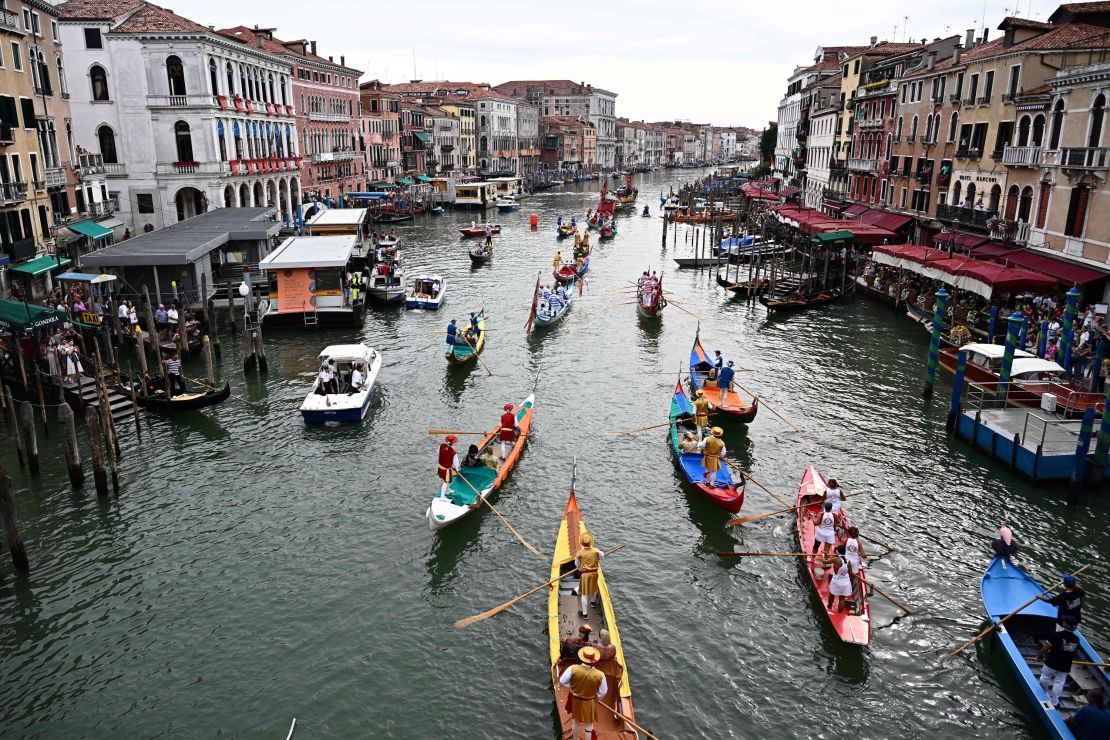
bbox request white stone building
[57,0,303,233]
[493,80,618,168]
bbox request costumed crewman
[437,435,459,496]
[558,645,607,740]
[693,389,712,440]
[575,532,604,618]
[498,402,517,460]
[467,311,481,343]
[553,251,562,270]
[718,360,736,405]
[697,427,726,487]
[1037,616,1081,709]
[445,319,459,355]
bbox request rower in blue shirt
[709,349,724,384]
[445,319,458,350]
[1069,690,1110,740]
[717,360,736,405]
[468,311,481,336]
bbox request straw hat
[580,532,595,547]
[711,427,723,437]
[578,646,601,664]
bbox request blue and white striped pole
[1037,319,1049,358]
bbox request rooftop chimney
[982,27,989,42]
[340,55,345,66]
[966,28,975,49]
[310,40,317,56]
[328,55,333,62]
[953,46,962,64]
[870,35,878,45]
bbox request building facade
[358,80,400,185]
[58,0,302,233]
[493,80,618,168]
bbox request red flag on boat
[524,272,541,336]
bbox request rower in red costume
[438,435,459,495]
[499,403,517,460]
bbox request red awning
[953,262,1057,295]
[870,211,914,231]
[934,233,989,249]
[843,204,870,217]
[973,245,1107,286]
[779,186,800,197]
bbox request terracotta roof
[217,26,361,73]
[998,16,1055,31]
[1053,2,1110,14]
[1019,22,1110,50]
[843,41,926,60]
[383,81,521,104]
[805,59,842,72]
[495,80,613,97]
[56,0,142,21]
[112,3,209,34]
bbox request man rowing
[697,427,726,487]
[717,360,736,405]
[1036,616,1081,709]
[575,532,603,618]
[437,435,459,495]
[445,319,459,355]
[498,403,517,460]
[1038,573,1085,631]
[558,645,607,740]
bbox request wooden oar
[427,429,497,436]
[943,564,1091,660]
[453,544,626,628]
[668,301,704,321]
[453,471,544,559]
[597,699,660,740]
[434,330,499,334]
[717,551,813,557]
[859,531,896,553]
[1075,661,1110,668]
[457,329,493,377]
[723,461,789,507]
[728,489,876,526]
[854,573,914,615]
[734,382,804,434]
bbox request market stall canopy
[871,245,1058,298]
[932,232,990,249]
[68,220,113,241]
[56,271,117,284]
[0,299,68,332]
[860,209,913,232]
[415,175,432,183]
[8,255,71,276]
[971,245,1106,286]
[395,178,414,186]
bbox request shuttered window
[1064,185,1089,237]
[19,97,36,128]
[1035,182,1050,229]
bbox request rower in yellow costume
[693,388,712,440]
[574,229,582,247]
[575,532,604,618]
[553,251,562,269]
[698,427,726,487]
[558,645,607,740]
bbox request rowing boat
[136,380,231,412]
[468,244,492,264]
[534,282,574,328]
[445,311,485,365]
[795,466,871,645]
[981,555,1110,739]
[425,394,534,529]
[688,328,758,422]
[636,275,664,319]
[558,224,575,239]
[549,488,638,739]
[667,382,744,512]
[459,224,501,237]
[760,286,848,312]
[554,257,588,285]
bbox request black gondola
[468,245,492,264]
[759,286,848,312]
[139,381,231,411]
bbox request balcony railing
[311,150,357,163]
[45,167,66,188]
[847,157,879,173]
[936,203,997,229]
[949,93,963,103]
[0,124,12,145]
[147,94,213,108]
[104,163,126,177]
[857,118,884,130]
[1002,146,1042,167]
[1058,147,1109,170]
[0,181,29,204]
[3,237,35,262]
[308,111,351,122]
[154,161,228,176]
[81,201,115,218]
[963,97,976,107]
[821,186,846,201]
[76,153,105,175]
[977,95,992,106]
[990,220,1031,244]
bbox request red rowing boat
[795,466,871,645]
[459,224,502,237]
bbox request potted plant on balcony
[986,216,1019,241]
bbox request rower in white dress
[844,526,864,575]
[827,553,854,613]
[810,501,837,558]
[824,478,844,516]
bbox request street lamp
[238,281,250,298]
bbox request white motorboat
[300,344,382,424]
[405,275,447,310]
[366,256,406,303]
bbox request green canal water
[1,171,1108,739]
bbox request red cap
[503,403,514,411]
[445,435,458,444]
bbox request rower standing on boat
[811,501,837,558]
[1036,616,1081,708]
[717,360,736,405]
[827,549,853,613]
[824,478,844,516]
[498,403,517,460]
[166,351,186,396]
[558,645,607,740]
[693,389,711,439]
[553,251,562,270]
[844,526,864,574]
[437,435,460,495]
[697,427,726,487]
[1038,573,1085,630]
[445,319,459,355]
[992,519,1020,558]
[575,532,603,618]
[710,349,724,384]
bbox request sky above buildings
[184,0,1062,128]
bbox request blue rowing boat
[667,382,743,512]
[981,556,1110,739]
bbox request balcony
[0,181,29,205]
[847,157,879,173]
[821,187,846,201]
[1057,147,1109,170]
[80,200,117,218]
[1002,146,1042,167]
[45,167,66,188]
[311,150,357,163]
[931,94,945,105]
[859,79,896,98]
[147,94,214,109]
[104,163,126,177]
[154,161,229,176]
[857,118,884,130]
[989,219,1031,244]
[949,93,963,103]
[308,111,351,122]
[936,203,997,230]
[963,97,976,107]
[0,9,20,34]
[76,153,105,175]
[3,238,35,263]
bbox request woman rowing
[810,501,837,559]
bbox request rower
[709,349,724,385]
[718,360,736,405]
[1036,616,1080,709]
[437,435,460,496]
[575,531,604,618]
[1038,573,1085,631]
[810,501,837,559]
[637,271,649,288]
[992,520,1020,559]
[445,319,459,353]
[166,351,186,396]
[581,230,589,247]
[553,251,562,270]
[574,229,581,247]
[826,550,853,613]
[498,403,517,460]
[642,205,650,217]
[697,427,726,487]
[468,311,481,337]
[1068,690,1110,739]
[844,526,864,575]
[558,645,607,740]
[824,478,844,516]
[692,389,711,440]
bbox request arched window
[97,125,117,163]
[989,184,1001,214]
[910,115,919,139]
[90,64,109,101]
[1032,114,1045,146]
[268,73,275,103]
[966,182,977,208]
[952,180,962,207]
[1004,184,1020,219]
[1017,115,1031,147]
[239,65,247,99]
[226,62,235,95]
[166,55,186,96]
[209,58,218,94]
[948,112,959,142]
[896,116,903,138]
[1088,94,1105,148]
[56,55,69,97]
[174,121,194,162]
[1018,185,1034,222]
[279,76,287,106]
[1049,100,1065,149]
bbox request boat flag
[524,272,541,337]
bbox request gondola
[533,281,574,328]
[688,328,758,422]
[557,224,575,239]
[600,221,617,239]
[136,380,231,412]
[468,244,492,264]
[715,274,770,295]
[635,275,664,319]
[445,311,486,365]
[667,382,744,512]
[549,487,638,740]
[553,257,588,285]
[425,394,534,529]
[981,554,1110,739]
[759,286,847,312]
[795,466,871,645]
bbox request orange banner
[277,268,316,314]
